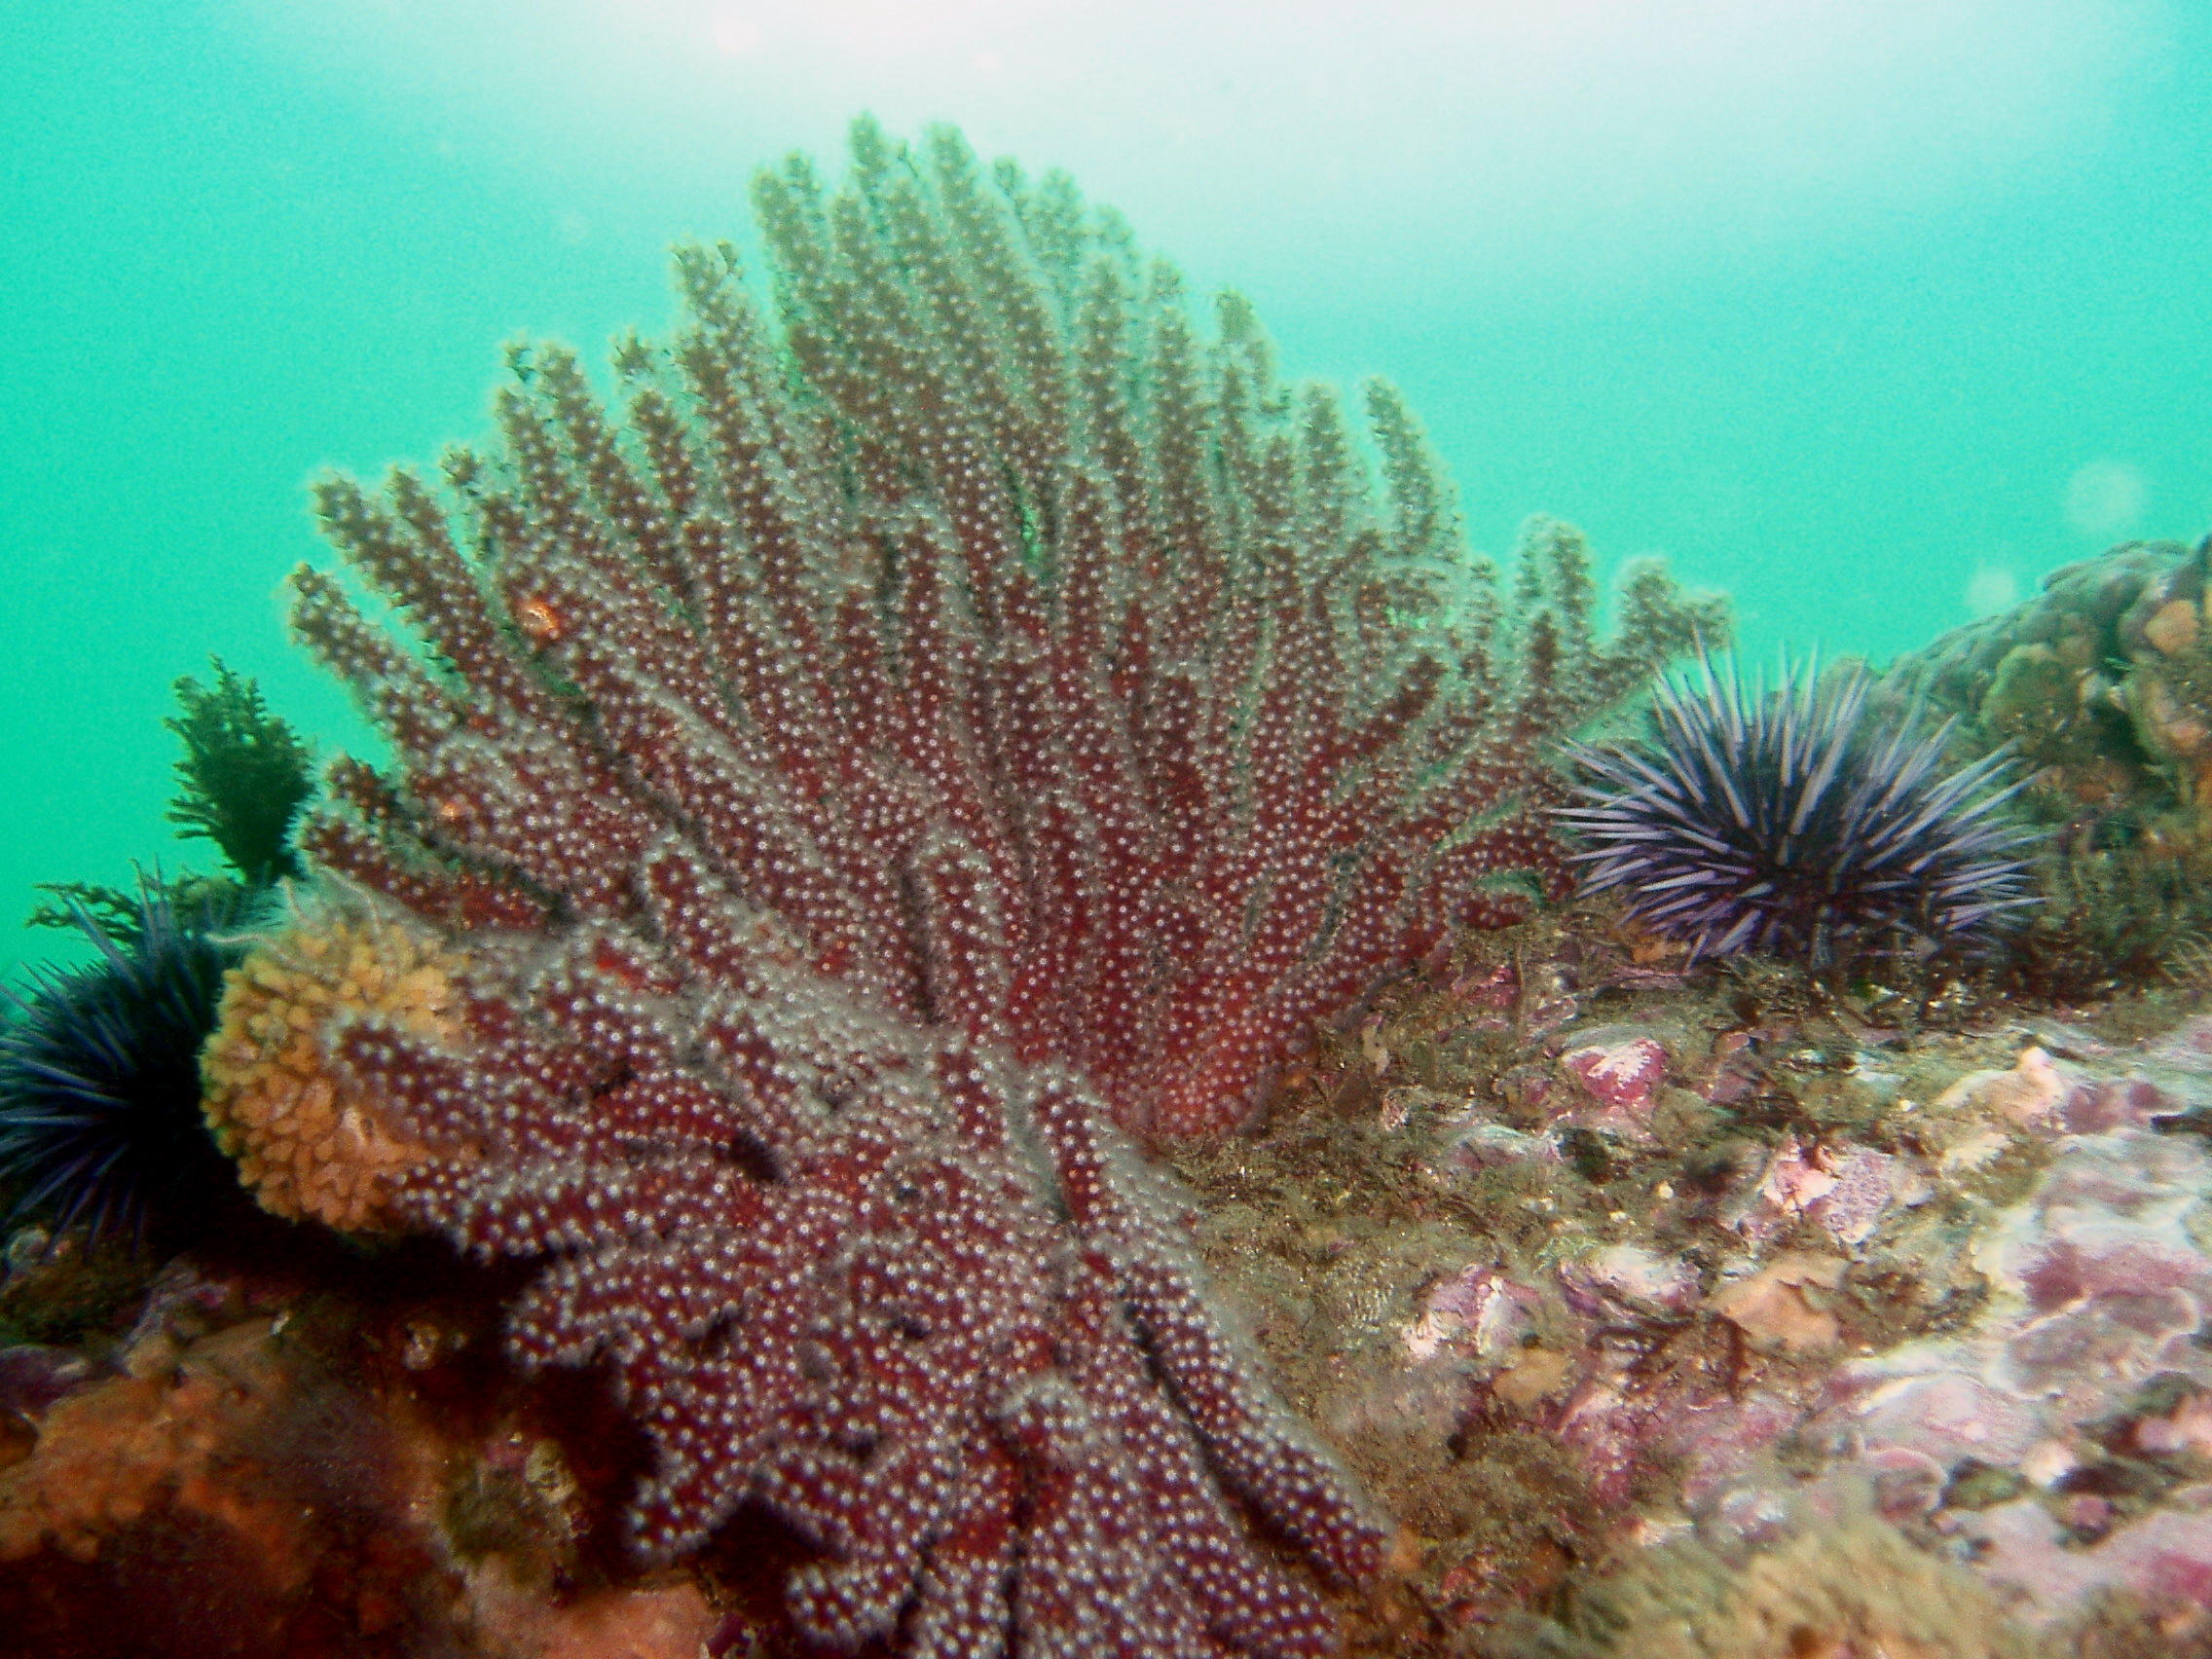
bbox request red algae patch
[0,1268,743,1657]
[0,1317,296,1567]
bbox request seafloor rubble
[1175,904,2212,1657]
[12,900,2212,1655]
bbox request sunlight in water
[234,0,2163,282]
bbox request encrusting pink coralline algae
[1198,910,2212,1652]
[195,119,1718,1655]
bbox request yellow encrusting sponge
[200,902,461,1233]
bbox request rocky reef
[1881,535,2212,830]
[21,892,2212,1654]
[1878,534,2212,999]
[8,102,2212,1654]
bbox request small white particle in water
[1965,565,2019,617]
[2064,460,2148,538]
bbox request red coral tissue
[271,119,1715,1654]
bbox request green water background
[4,0,2208,977]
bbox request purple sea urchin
[0,887,244,1247]
[1558,656,2036,966]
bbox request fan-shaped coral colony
[12,116,2205,1655]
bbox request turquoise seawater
[3,1,2208,979]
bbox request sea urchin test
[1559,655,2033,967]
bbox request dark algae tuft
[163,657,314,889]
[27,661,313,940]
